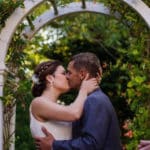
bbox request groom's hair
[70,52,102,77]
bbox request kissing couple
[30,52,122,150]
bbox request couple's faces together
[47,61,83,93]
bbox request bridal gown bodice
[30,108,72,140]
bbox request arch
[0,0,44,70]
[0,0,150,64]
[0,0,149,150]
[22,2,120,40]
[0,1,45,149]
[122,0,150,27]
[22,1,150,40]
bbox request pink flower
[122,122,129,130]
[124,130,133,138]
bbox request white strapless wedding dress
[30,108,72,140]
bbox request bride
[30,60,98,140]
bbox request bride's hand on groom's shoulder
[34,127,55,150]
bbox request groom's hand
[34,127,55,150]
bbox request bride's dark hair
[32,60,61,97]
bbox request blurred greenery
[0,0,150,149]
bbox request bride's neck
[41,88,60,102]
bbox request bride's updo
[31,60,61,97]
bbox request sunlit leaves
[0,0,24,30]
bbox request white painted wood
[122,0,150,28]
[0,1,45,150]
[22,2,118,39]
[22,1,150,40]
[0,0,44,69]
[0,1,149,150]
[0,67,5,150]
[0,100,3,150]
[9,105,16,150]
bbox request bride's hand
[80,74,99,95]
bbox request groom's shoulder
[86,88,112,106]
[85,90,113,112]
[88,88,108,100]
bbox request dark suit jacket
[53,89,122,150]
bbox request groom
[35,52,122,150]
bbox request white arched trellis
[0,0,150,149]
[22,2,120,40]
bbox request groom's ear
[79,69,88,81]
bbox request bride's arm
[31,78,98,122]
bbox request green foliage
[0,0,24,30]
[15,80,35,150]
[40,10,149,150]
[0,0,149,150]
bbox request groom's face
[66,61,82,90]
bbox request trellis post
[0,63,6,150]
[0,1,45,150]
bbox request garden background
[0,0,150,150]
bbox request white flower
[15,77,20,83]
[32,74,40,84]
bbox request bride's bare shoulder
[31,97,42,104]
[31,97,45,109]
[31,97,54,109]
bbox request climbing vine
[0,0,24,30]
